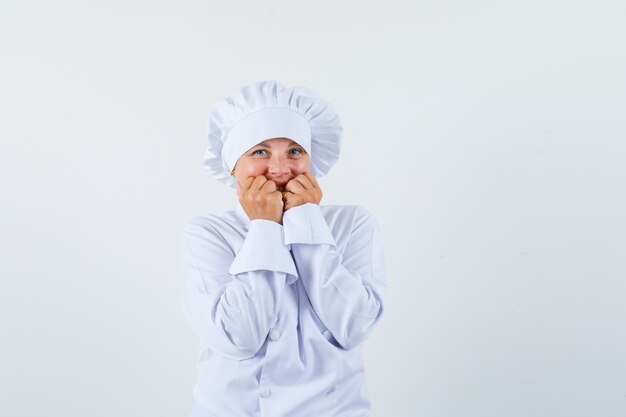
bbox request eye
[289,148,304,156]
[251,149,267,156]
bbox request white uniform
[180,202,387,417]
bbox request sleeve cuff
[228,219,298,280]
[282,203,336,246]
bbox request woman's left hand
[282,172,323,211]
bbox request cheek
[235,159,267,182]
[241,161,266,176]
[292,158,311,174]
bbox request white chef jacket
[179,202,387,417]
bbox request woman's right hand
[237,175,284,224]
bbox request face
[233,137,311,191]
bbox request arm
[283,203,387,350]
[179,218,296,360]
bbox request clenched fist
[237,175,284,224]
[282,172,323,211]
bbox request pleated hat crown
[203,80,343,187]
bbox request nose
[267,153,290,177]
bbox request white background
[1,1,625,416]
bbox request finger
[239,176,255,193]
[274,190,286,201]
[285,179,305,194]
[294,173,313,189]
[260,179,277,193]
[273,190,286,208]
[251,175,268,190]
[283,195,291,211]
[303,172,319,189]
[284,194,302,211]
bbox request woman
[180,80,387,417]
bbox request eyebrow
[254,139,300,148]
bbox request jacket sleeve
[179,218,297,360]
[283,203,387,350]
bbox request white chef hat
[202,80,343,187]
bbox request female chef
[179,80,387,417]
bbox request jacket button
[269,329,281,341]
[323,330,332,340]
[259,388,272,398]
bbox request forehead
[255,137,300,147]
